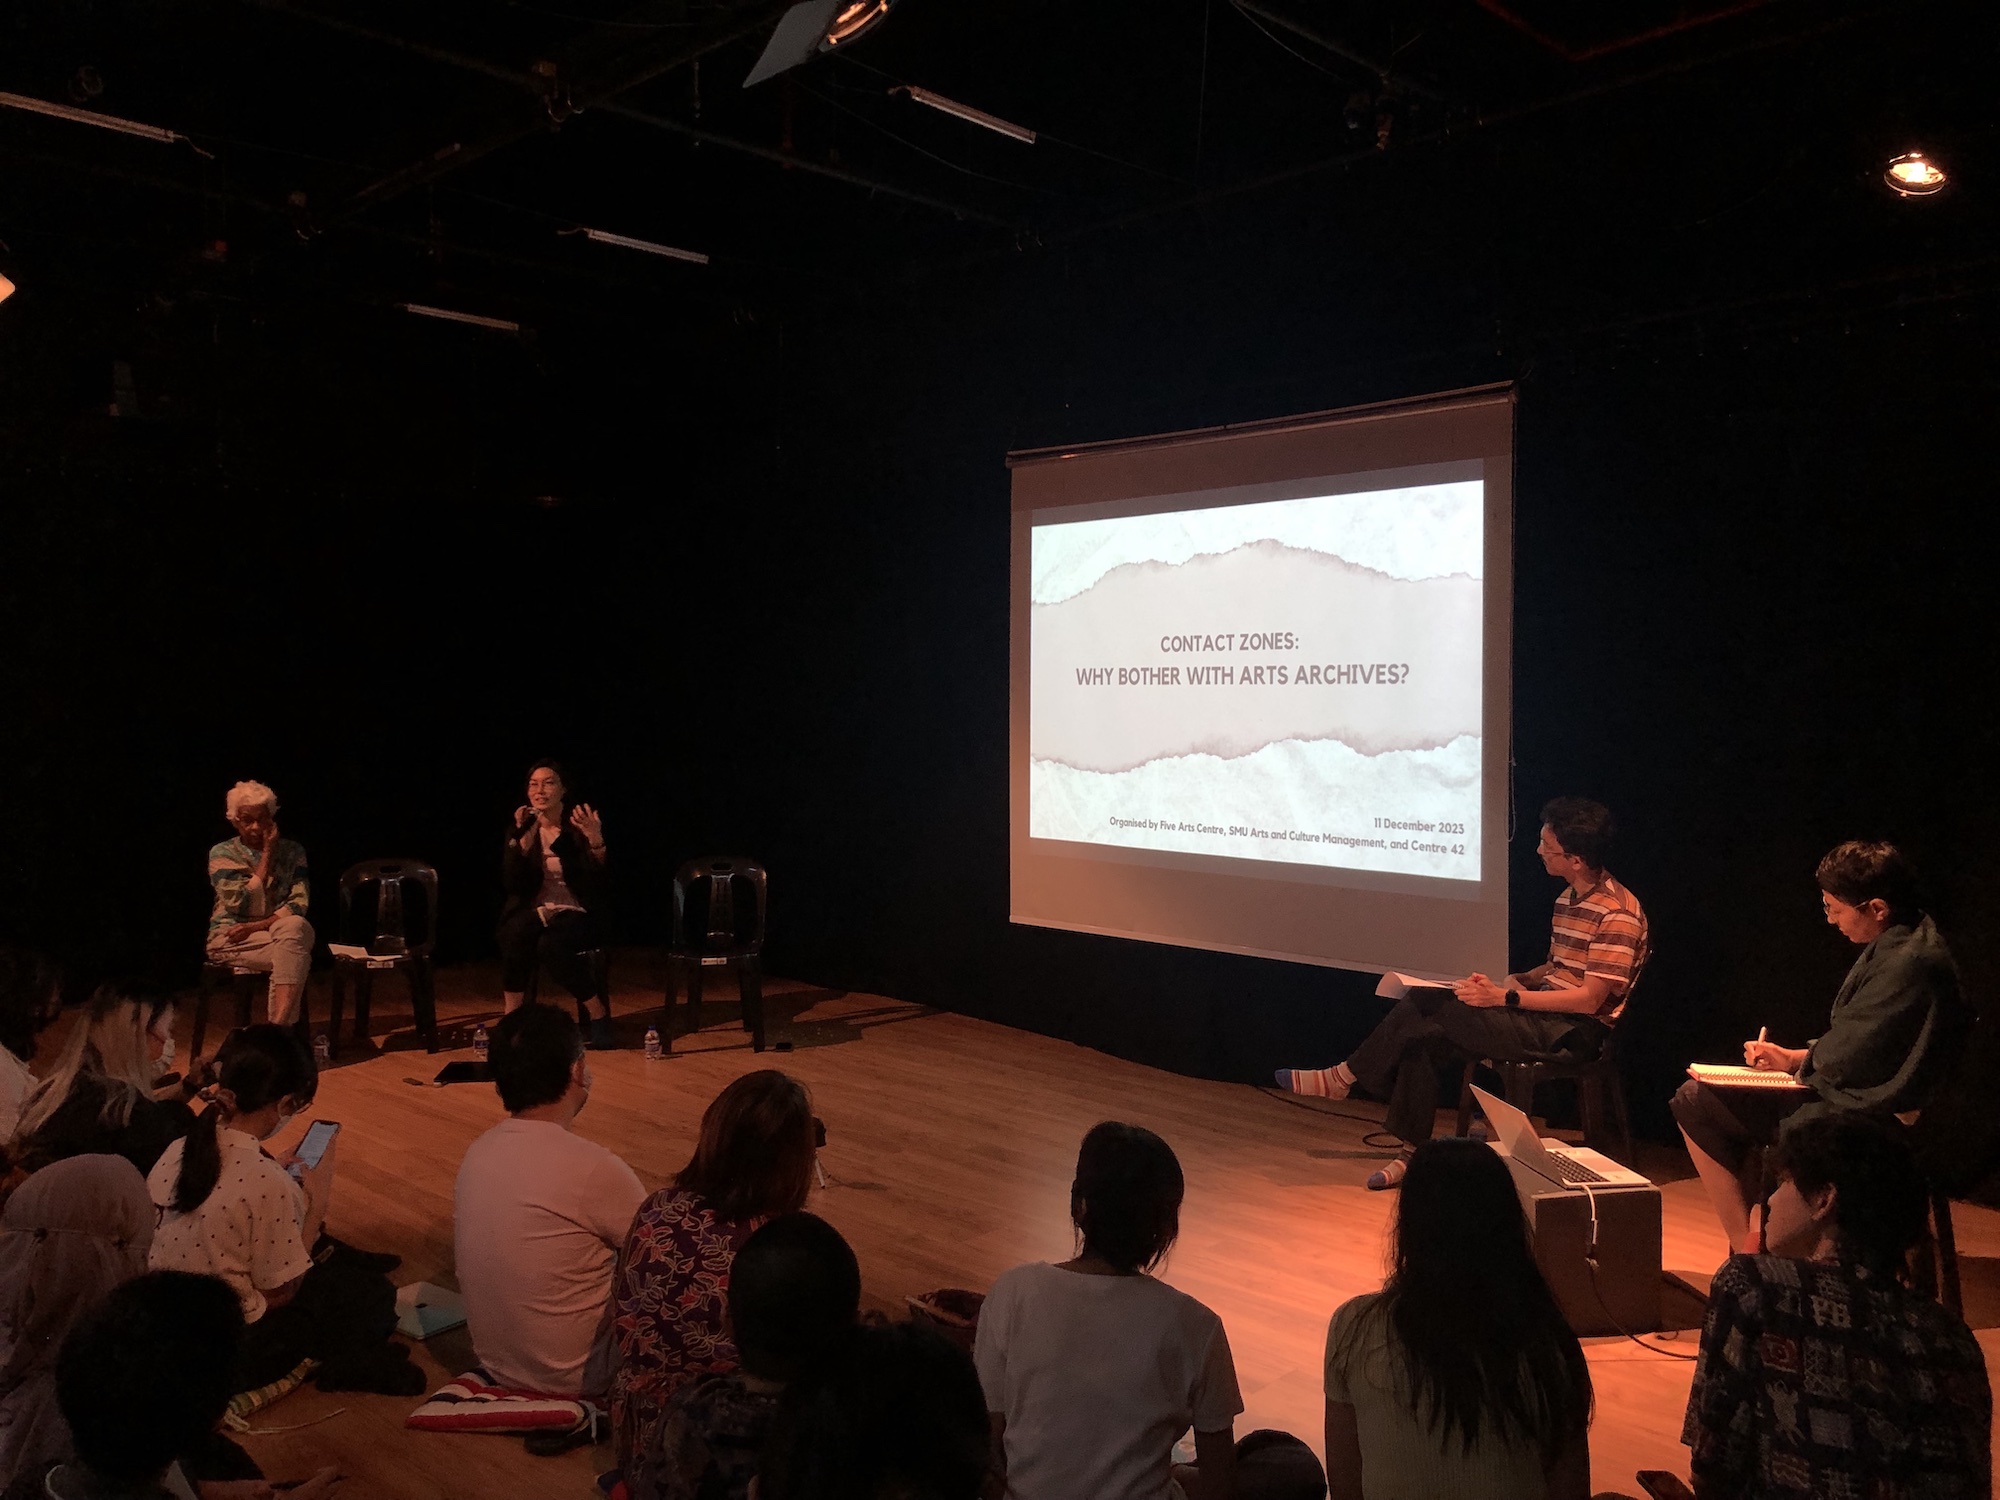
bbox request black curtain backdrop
[4,41,1997,1143]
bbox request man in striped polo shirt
[1276,797,1648,1190]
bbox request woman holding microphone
[499,760,615,1048]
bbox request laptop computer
[1471,1084,1650,1190]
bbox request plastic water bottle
[643,1026,663,1060]
[312,1033,331,1067]
[472,1024,489,1062]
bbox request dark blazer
[1797,915,1970,1116]
[501,817,610,922]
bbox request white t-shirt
[974,1262,1243,1500]
[453,1117,646,1397]
[0,1045,34,1142]
[147,1127,315,1323]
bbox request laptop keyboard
[1543,1152,1608,1185]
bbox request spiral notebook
[1686,1063,1809,1091]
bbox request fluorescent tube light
[0,90,201,150]
[398,302,521,334]
[575,227,710,265]
[895,86,1035,144]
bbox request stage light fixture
[398,302,521,334]
[744,0,898,87]
[0,89,206,153]
[568,227,710,264]
[0,273,14,306]
[1884,151,1948,197]
[893,86,1036,144]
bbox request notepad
[1686,1063,1809,1091]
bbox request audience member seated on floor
[1279,797,1647,1191]
[1671,839,1971,1251]
[1682,1113,1991,1500]
[149,1025,420,1397]
[611,1069,818,1465]
[499,759,613,1047]
[42,1270,339,1500]
[974,1121,1244,1500]
[455,1002,645,1399]
[9,983,195,1177]
[205,782,313,1031]
[1324,1137,1591,1500]
[627,1211,861,1500]
[0,1156,154,1491]
[0,949,60,1144]
[758,1321,990,1500]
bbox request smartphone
[294,1119,341,1169]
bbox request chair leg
[687,963,705,1037]
[191,971,216,1063]
[1504,1063,1537,1120]
[741,956,764,1054]
[355,970,375,1047]
[412,960,439,1054]
[1454,1061,1480,1137]
[235,975,258,1031]
[1605,1074,1635,1166]
[1933,1190,1962,1314]
[328,966,347,1055]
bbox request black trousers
[1347,989,1609,1147]
[238,1252,397,1391]
[498,906,603,1004]
[1669,1078,1817,1204]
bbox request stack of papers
[1685,1063,1808,1091]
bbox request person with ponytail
[145,1026,420,1396]
[973,1121,1243,1500]
[1322,1137,1591,1500]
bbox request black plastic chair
[191,961,261,1060]
[1453,959,1649,1165]
[523,946,612,1025]
[666,856,768,1052]
[327,859,440,1053]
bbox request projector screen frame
[1007,383,1515,980]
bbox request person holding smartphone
[146,1026,421,1396]
[499,759,614,1049]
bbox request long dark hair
[674,1070,816,1222]
[1071,1121,1184,1273]
[172,1025,317,1214]
[1378,1138,1591,1460]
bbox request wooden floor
[159,958,2000,1500]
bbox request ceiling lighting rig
[744,0,898,87]
[892,86,1036,144]
[398,302,522,334]
[0,89,210,155]
[562,227,710,264]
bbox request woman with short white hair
[206,780,313,1028]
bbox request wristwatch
[1504,988,1521,1007]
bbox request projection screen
[1008,385,1513,978]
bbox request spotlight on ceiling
[1884,151,1948,198]
[0,273,15,306]
[893,86,1036,144]
[398,302,521,334]
[744,0,897,88]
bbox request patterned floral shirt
[609,1187,762,1464]
[205,837,309,941]
[1683,1253,1991,1499]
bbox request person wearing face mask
[1672,840,1971,1252]
[146,1025,421,1396]
[1681,1113,1990,1499]
[206,783,313,1030]
[452,1003,646,1400]
[499,760,613,1048]
[9,983,194,1177]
